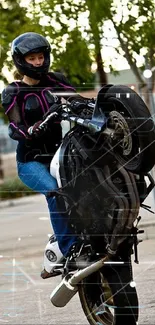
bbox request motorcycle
[35,84,155,325]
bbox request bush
[0,176,37,200]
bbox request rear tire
[78,257,138,325]
[79,272,113,325]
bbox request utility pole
[143,66,155,120]
[143,66,155,209]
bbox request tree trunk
[112,20,155,114]
[87,2,108,87]
[96,50,108,86]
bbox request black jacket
[1,72,80,162]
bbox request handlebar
[38,101,95,129]
[37,100,97,133]
[38,111,59,129]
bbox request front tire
[101,85,155,173]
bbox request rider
[1,32,90,277]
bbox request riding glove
[28,120,47,137]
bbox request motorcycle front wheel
[99,85,155,174]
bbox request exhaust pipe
[50,255,109,307]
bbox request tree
[0,0,43,83]
[39,0,108,86]
[0,0,27,83]
[106,0,155,108]
[39,0,155,109]
[0,0,43,121]
[51,28,94,90]
[1,0,154,115]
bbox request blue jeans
[17,161,77,256]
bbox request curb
[0,194,42,209]
[138,221,155,240]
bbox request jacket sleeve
[1,83,29,141]
[48,72,88,102]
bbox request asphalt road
[0,194,155,325]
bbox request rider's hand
[27,120,47,138]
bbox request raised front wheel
[102,85,155,173]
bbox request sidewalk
[0,193,41,209]
[0,189,155,240]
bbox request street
[0,194,155,325]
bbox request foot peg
[41,268,62,279]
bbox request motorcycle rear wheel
[78,272,114,325]
[78,260,139,325]
[101,85,155,173]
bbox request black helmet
[11,32,51,79]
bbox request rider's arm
[49,72,91,104]
[57,73,95,109]
[1,83,30,140]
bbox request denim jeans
[17,161,77,256]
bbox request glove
[27,120,47,138]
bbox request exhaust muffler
[50,255,109,307]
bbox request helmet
[11,32,51,79]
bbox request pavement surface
[1,174,155,242]
[0,238,155,325]
[0,187,155,324]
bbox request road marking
[104,261,124,264]
[38,217,48,220]
[16,264,36,285]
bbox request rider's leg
[17,161,77,256]
[46,195,76,256]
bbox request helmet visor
[12,32,50,55]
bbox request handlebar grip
[39,112,59,128]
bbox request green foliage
[39,0,155,88]
[0,1,28,79]
[0,176,36,200]
[1,0,155,81]
[0,0,155,121]
[111,0,155,77]
[0,0,44,81]
[0,0,44,121]
[52,28,94,89]
[39,0,109,84]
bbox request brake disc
[109,111,132,155]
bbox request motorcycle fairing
[50,129,140,254]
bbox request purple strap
[41,87,54,110]
[47,75,76,91]
[9,122,27,138]
[5,96,17,115]
[5,82,20,115]
[23,93,46,114]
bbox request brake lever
[38,112,59,129]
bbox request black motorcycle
[37,84,155,325]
